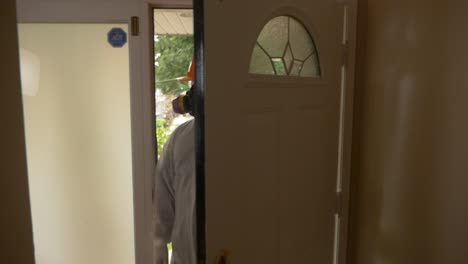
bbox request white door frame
[16,1,156,263]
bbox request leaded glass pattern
[249,16,321,77]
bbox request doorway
[153,8,195,262]
[153,8,194,157]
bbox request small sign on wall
[107,28,127,48]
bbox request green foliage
[155,35,194,95]
[156,118,169,157]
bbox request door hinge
[131,16,139,36]
[335,192,343,216]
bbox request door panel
[19,23,135,264]
[16,1,155,264]
[204,0,351,263]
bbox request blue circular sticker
[107,28,127,48]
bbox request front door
[200,0,356,263]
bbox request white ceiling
[154,9,193,35]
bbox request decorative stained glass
[289,18,315,61]
[249,44,275,75]
[257,16,289,58]
[249,16,320,77]
[290,60,303,76]
[283,44,293,73]
[272,58,287,75]
[302,54,320,77]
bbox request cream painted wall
[350,1,468,263]
[0,1,35,263]
[19,24,135,264]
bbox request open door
[198,0,357,263]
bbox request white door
[16,1,155,263]
[201,0,356,263]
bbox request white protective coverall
[153,120,196,264]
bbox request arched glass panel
[250,44,275,75]
[249,16,320,77]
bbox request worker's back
[154,119,196,264]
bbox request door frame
[16,1,156,263]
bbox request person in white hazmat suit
[153,60,197,264]
[153,119,195,264]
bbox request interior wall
[0,0,35,263]
[19,24,135,264]
[350,1,468,263]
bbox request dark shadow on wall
[0,0,35,263]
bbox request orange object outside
[177,57,194,82]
